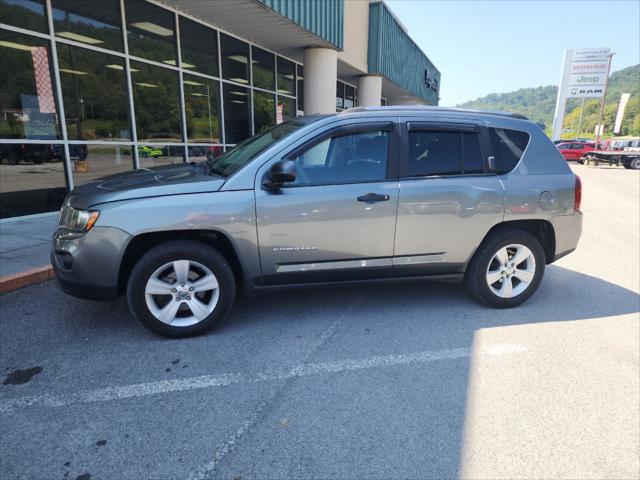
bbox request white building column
[303,48,337,115]
[357,75,382,107]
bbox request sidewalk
[0,213,58,291]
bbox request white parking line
[0,343,527,414]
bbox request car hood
[68,163,226,209]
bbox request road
[1,164,638,480]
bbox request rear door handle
[357,192,390,203]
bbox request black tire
[630,158,640,170]
[465,228,546,308]
[127,240,236,337]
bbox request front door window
[291,130,389,185]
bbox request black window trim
[406,122,478,133]
[272,120,399,188]
[399,121,491,179]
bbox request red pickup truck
[556,141,596,161]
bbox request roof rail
[344,106,529,120]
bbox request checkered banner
[31,47,56,114]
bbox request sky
[387,0,640,106]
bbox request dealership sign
[565,48,610,99]
[551,47,611,139]
[424,70,439,93]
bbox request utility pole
[595,52,615,148]
[576,98,585,139]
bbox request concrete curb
[0,265,54,295]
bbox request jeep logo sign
[424,70,439,93]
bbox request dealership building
[0,0,440,218]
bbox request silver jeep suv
[52,107,582,337]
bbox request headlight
[59,202,100,234]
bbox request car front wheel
[127,240,236,337]
[465,229,545,308]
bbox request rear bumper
[51,226,131,302]
[550,212,583,263]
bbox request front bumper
[51,226,131,301]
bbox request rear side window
[406,130,484,177]
[488,127,530,174]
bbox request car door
[255,120,400,284]
[392,119,505,275]
[572,143,585,160]
[557,143,570,160]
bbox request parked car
[0,144,56,164]
[51,144,88,160]
[52,107,582,337]
[138,145,163,158]
[556,141,596,161]
[610,138,640,151]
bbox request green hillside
[457,64,640,138]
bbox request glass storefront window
[57,44,130,141]
[336,80,344,110]
[71,144,133,185]
[0,30,61,140]
[222,83,250,144]
[52,0,123,52]
[251,47,274,91]
[0,0,47,33]
[187,144,222,162]
[130,61,181,142]
[125,0,176,65]
[253,91,275,134]
[345,85,355,109]
[138,144,183,168]
[276,57,295,96]
[183,74,220,143]
[277,96,296,123]
[297,65,304,113]
[220,33,249,85]
[179,16,218,77]
[0,143,66,218]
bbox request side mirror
[264,159,296,190]
[485,155,496,172]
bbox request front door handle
[357,192,390,203]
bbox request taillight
[574,175,582,212]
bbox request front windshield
[207,118,323,177]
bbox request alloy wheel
[144,260,220,327]
[486,244,536,299]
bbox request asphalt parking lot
[1,164,638,480]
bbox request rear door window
[488,127,530,174]
[405,129,484,177]
[407,130,461,176]
[462,132,484,174]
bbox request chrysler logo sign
[424,70,439,93]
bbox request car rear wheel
[465,229,545,308]
[127,240,235,337]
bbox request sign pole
[595,53,614,148]
[551,49,573,140]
